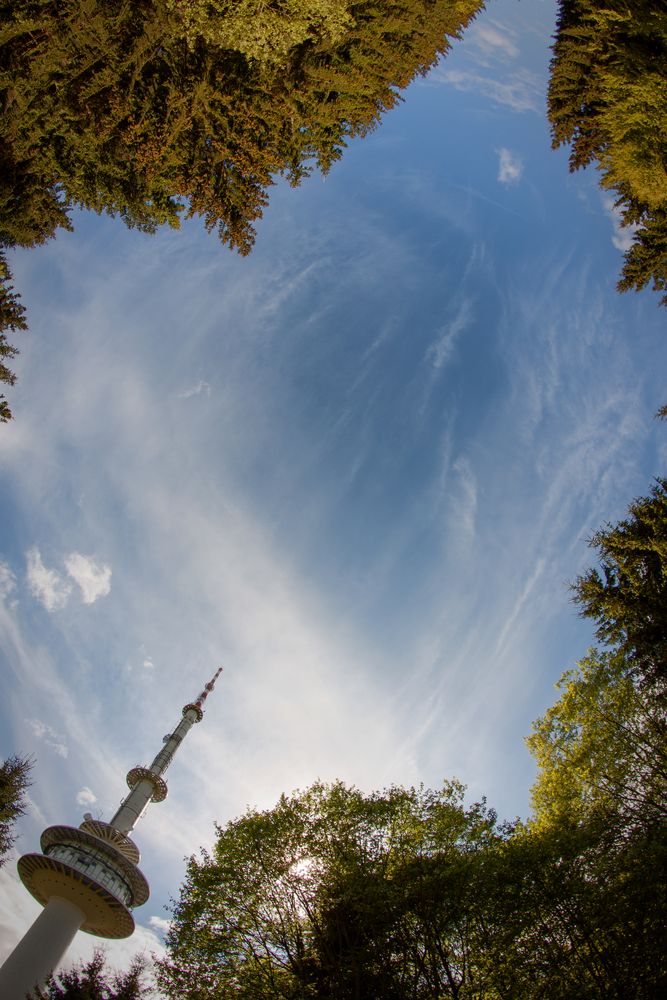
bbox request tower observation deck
[0,668,223,999]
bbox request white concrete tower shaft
[0,667,223,1000]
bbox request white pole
[0,895,85,999]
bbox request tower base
[0,895,85,999]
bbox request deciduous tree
[526,647,666,833]
[157,780,501,1000]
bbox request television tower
[0,668,223,999]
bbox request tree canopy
[158,779,666,998]
[32,951,149,1000]
[548,0,667,303]
[0,0,481,251]
[158,780,505,1000]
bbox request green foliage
[572,477,667,691]
[32,951,149,999]
[0,754,32,866]
[523,481,667,995]
[166,0,354,62]
[159,769,667,999]
[0,0,482,251]
[526,647,666,831]
[479,820,667,1000]
[157,780,502,999]
[548,1,667,303]
[0,252,27,422]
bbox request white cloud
[178,380,211,399]
[27,718,69,758]
[26,547,72,611]
[64,552,112,604]
[495,558,546,655]
[76,786,97,806]
[451,456,478,544]
[24,793,47,826]
[434,67,543,114]
[143,657,155,670]
[602,195,638,252]
[497,148,524,184]
[0,560,16,600]
[426,299,473,371]
[471,23,519,61]
[148,915,172,936]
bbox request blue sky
[1,0,666,975]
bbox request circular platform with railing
[17,824,150,939]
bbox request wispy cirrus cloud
[27,718,69,758]
[434,66,543,113]
[497,147,524,184]
[469,21,519,62]
[0,561,16,601]
[450,456,478,545]
[178,380,211,399]
[426,299,473,371]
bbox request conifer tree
[548,1,667,303]
[0,255,27,422]
[0,754,32,866]
[572,477,667,691]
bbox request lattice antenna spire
[110,667,223,835]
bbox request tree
[571,477,667,692]
[159,773,667,1000]
[0,253,27,422]
[0,0,482,251]
[524,645,667,999]
[31,951,149,1000]
[157,780,502,1000]
[0,754,32,866]
[548,1,667,303]
[526,647,666,833]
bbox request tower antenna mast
[0,668,223,999]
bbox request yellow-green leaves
[526,648,665,831]
[166,0,353,63]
